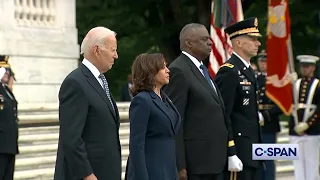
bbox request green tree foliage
[76,0,319,100]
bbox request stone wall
[0,0,79,109]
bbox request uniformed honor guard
[214,17,263,180]
[289,55,320,180]
[256,50,282,180]
[0,55,19,180]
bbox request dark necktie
[99,74,115,112]
[199,64,217,93]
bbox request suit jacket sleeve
[58,78,92,178]
[163,67,188,170]
[214,66,238,156]
[129,95,150,180]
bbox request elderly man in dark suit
[163,23,242,180]
[54,27,121,180]
[0,56,19,180]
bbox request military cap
[225,17,262,39]
[257,49,267,61]
[297,55,319,65]
[0,55,10,68]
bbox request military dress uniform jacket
[0,82,19,155]
[256,72,282,133]
[215,54,262,168]
[289,77,320,136]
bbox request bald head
[179,23,205,49]
[178,23,212,61]
[80,27,116,56]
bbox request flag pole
[318,40,320,78]
[221,0,228,61]
[287,35,299,125]
[287,36,295,74]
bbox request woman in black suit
[125,53,181,180]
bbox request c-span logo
[252,144,299,160]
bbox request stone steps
[14,168,54,180]
[19,126,60,135]
[15,168,128,180]
[15,155,131,171]
[15,156,56,171]
[14,122,130,179]
[14,118,294,180]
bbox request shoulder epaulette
[220,63,234,68]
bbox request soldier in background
[251,63,258,73]
[256,50,282,180]
[289,55,320,180]
[0,55,19,180]
[120,73,133,102]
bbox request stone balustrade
[14,0,56,27]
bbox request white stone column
[0,0,79,110]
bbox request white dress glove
[228,155,243,172]
[258,111,265,126]
[0,67,5,80]
[294,122,309,135]
[290,72,298,83]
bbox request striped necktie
[99,74,115,112]
[199,64,217,93]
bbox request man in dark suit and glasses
[214,17,264,180]
[54,27,121,180]
[163,23,242,180]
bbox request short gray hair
[179,23,205,50]
[80,27,116,55]
[179,23,205,41]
